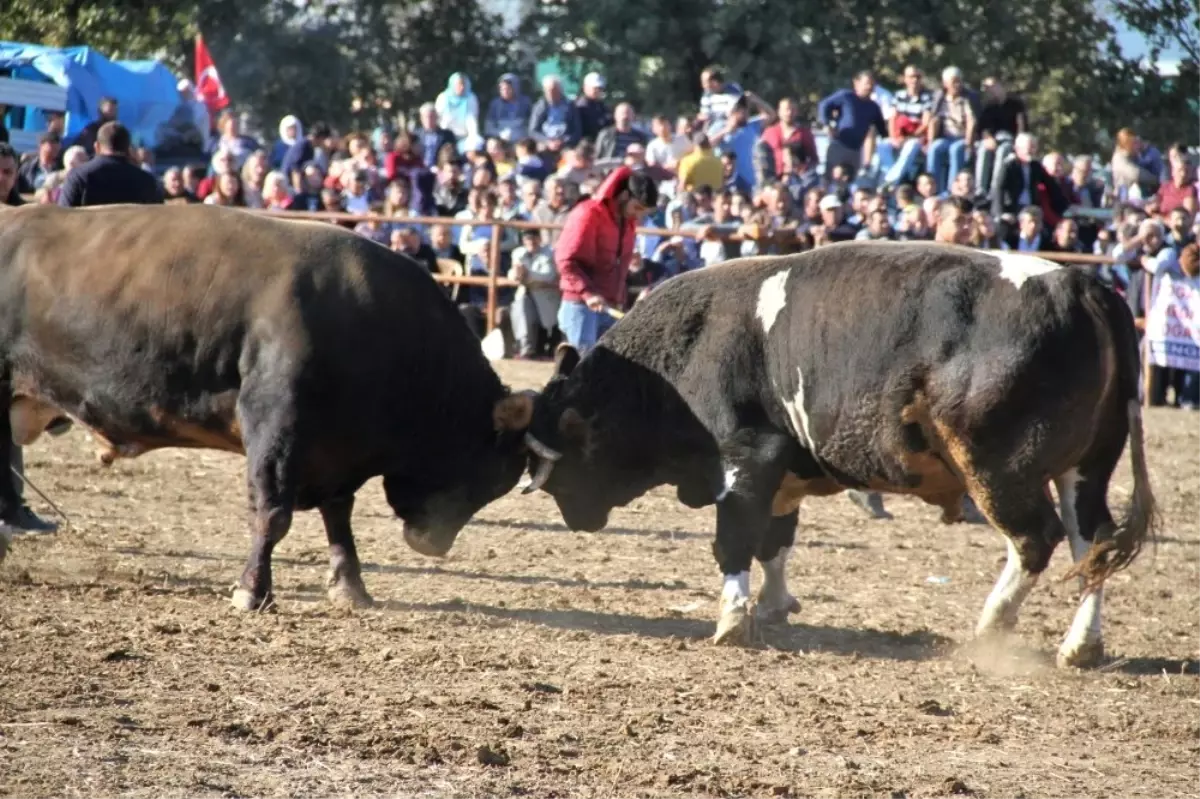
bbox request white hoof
[1057,639,1105,669]
[231,587,273,612]
[327,573,374,609]
[755,594,801,625]
[712,598,755,646]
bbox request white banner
[1146,271,1200,372]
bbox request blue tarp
[0,42,181,148]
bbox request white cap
[819,194,842,211]
[583,72,606,89]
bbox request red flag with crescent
[194,34,229,115]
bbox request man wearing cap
[816,194,860,242]
[575,72,613,143]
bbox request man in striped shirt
[696,66,744,139]
[880,65,933,188]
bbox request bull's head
[390,390,536,557]
[521,345,652,532]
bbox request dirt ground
[0,359,1196,799]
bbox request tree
[522,0,1196,152]
[1109,0,1199,64]
[2,0,516,138]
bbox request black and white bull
[522,241,1156,668]
[0,204,539,611]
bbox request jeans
[882,138,924,186]
[975,136,1014,199]
[557,300,616,353]
[927,136,968,194]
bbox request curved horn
[524,432,561,462]
[521,456,556,495]
[521,432,561,495]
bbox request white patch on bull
[1055,469,1104,661]
[721,571,751,613]
[755,546,801,622]
[975,535,1040,636]
[755,269,791,334]
[993,252,1061,288]
[716,466,740,502]
[782,366,815,450]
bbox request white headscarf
[278,115,303,146]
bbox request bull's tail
[1065,287,1159,590]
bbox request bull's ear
[493,391,535,432]
[553,343,580,378]
[558,407,590,447]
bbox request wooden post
[486,224,503,334]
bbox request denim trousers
[557,300,616,353]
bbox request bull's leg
[231,390,299,612]
[711,433,791,646]
[972,482,1063,638]
[321,494,374,609]
[755,509,802,624]
[1055,468,1115,668]
[712,496,763,646]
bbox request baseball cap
[819,194,842,211]
[583,72,606,90]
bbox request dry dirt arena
[1,359,1196,799]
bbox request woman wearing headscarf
[272,115,303,169]
[435,72,481,153]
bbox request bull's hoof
[231,587,275,612]
[326,573,375,609]
[713,599,755,646]
[1057,639,1105,670]
[755,594,801,625]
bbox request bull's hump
[755,269,791,334]
[991,252,1062,288]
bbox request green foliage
[1,0,516,135]
[524,0,1199,151]
[1109,0,1199,64]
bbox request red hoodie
[556,166,639,306]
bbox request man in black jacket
[991,132,1068,246]
[58,122,162,208]
[0,143,63,534]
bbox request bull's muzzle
[520,433,561,495]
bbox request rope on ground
[10,465,72,528]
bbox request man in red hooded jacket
[555,166,659,351]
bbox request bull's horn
[521,456,556,495]
[524,432,561,462]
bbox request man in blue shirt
[817,71,888,183]
[711,95,772,193]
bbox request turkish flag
[194,34,229,116]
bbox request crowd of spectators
[3,66,1197,406]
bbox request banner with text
[1146,272,1200,372]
